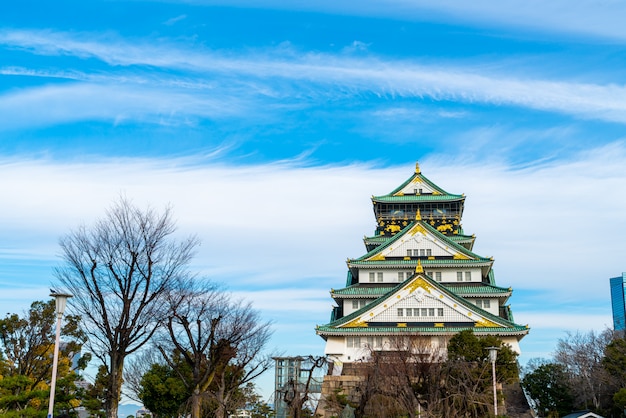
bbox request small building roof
[562,411,605,418]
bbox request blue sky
[2,0,626,402]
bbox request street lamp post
[486,346,501,417]
[48,290,73,418]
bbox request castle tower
[316,163,528,364]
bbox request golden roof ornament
[415,259,424,273]
[415,162,421,174]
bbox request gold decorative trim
[415,259,424,273]
[434,323,444,328]
[415,162,420,174]
[403,277,433,294]
[397,323,407,328]
[409,223,427,236]
[453,253,471,260]
[368,253,386,261]
[415,209,422,221]
[344,317,368,327]
[474,318,500,328]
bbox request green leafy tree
[241,383,274,418]
[139,362,191,417]
[448,330,519,383]
[0,300,87,417]
[81,365,109,418]
[523,363,574,417]
[603,335,626,385]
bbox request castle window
[365,337,382,348]
[438,308,444,316]
[377,272,383,282]
[407,249,412,257]
[427,249,432,256]
[421,308,428,316]
[397,308,403,317]
[398,272,404,282]
[457,271,463,282]
[406,308,413,317]
[465,271,472,281]
[352,300,367,309]
[475,299,490,309]
[420,249,426,257]
[347,337,361,348]
[435,272,442,282]
[369,272,375,282]
[428,308,435,316]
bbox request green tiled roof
[364,236,390,244]
[446,283,512,296]
[384,169,459,197]
[372,194,464,203]
[316,324,529,336]
[322,272,524,332]
[348,258,493,268]
[448,234,475,242]
[332,283,510,298]
[353,220,487,263]
[332,286,392,298]
[364,233,474,244]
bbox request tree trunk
[191,387,201,418]
[106,354,125,418]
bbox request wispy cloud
[179,0,626,42]
[1,143,624,298]
[0,145,623,362]
[163,14,187,26]
[2,30,626,127]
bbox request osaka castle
[315,163,529,363]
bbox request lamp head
[50,291,73,316]
[486,346,500,363]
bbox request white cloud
[178,0,626,42]
[0,82,252,129]
[1,144,623,359]
[2,30,626,126]
[2,145,624,296]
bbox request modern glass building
[610,272,626,331]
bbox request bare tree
[345,332,516,418]
[55,197,199,418]
[555,329,616,411]
[157,279,272,418]
[210,329,273,418]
